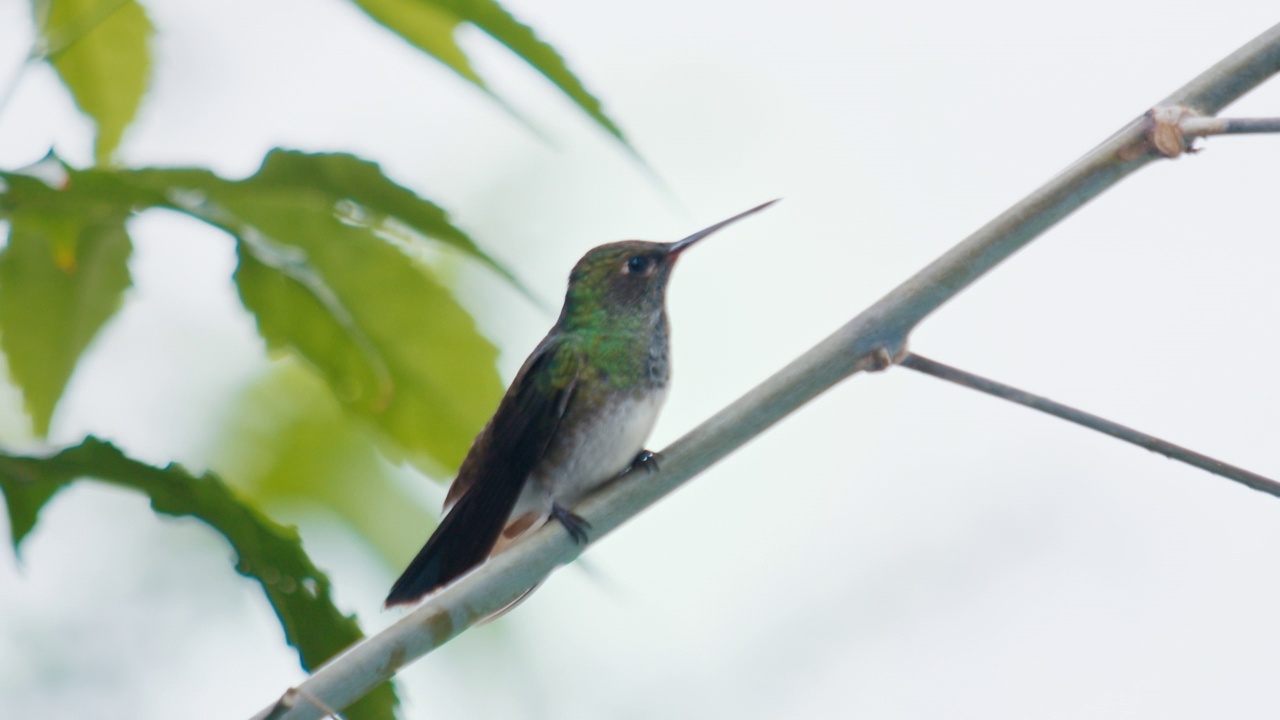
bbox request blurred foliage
[0,437,399,720]
[25,0,627,158]
[0,189,130,435]
[0,1,631,715]
[212,359,437,569]
[0,150,505,470]
[211,151,506,471]
[352,0,627,143]
[36,0,154,164]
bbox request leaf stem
[897,353,1280,497]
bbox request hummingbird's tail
[386,333,579,607]
[385,480,524,607]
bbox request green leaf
[2,151,510,470]
[214,360,438,568]
[113,150,519,294]
[353,0,486,86]
[0,437,399,720]
[0,171,132,436]
[127,151,506,470]
[450,0,627,142]
[39,0,154,164]
[248,150,523,289]
[221,175,503,471]
[350,0,628,144]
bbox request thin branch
[247,21,1280,720]
[1144,106,1280,157]
[898,353,1280,497]
[1182,116,1280,136]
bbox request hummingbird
[385,200,778,607]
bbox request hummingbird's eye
[625,255,652,275]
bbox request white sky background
[1,0,1280,718]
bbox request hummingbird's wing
[385,334,582,606]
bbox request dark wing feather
[385,334,580,607]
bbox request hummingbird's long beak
[667,199,780,257]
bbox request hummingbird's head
[557,200,778,332]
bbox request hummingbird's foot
[551,503,591,544]
[626,449,662,475]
